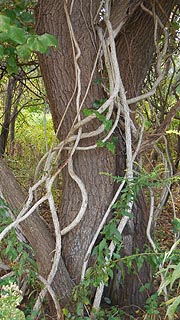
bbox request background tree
[0,0,180,319]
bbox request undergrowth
[5,111,55,189]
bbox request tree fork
[0,0,178,318]
[34,0,178,314]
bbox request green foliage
[0,197,37,275]
[0,2,179,319]
[93,98,107,109]
[83,108,112,132]
[0,1,58,74]
[111,164,180,219]
[172,218,180,233]
[83,104,118,154]
[61,215,124,318]
[144,293,160,317]
[97,137,118,155]
[0,197,39,316]
[0,283,25,320]
[165,296,180,320]
[6,111,55,188]
[157,246,180,319]
[63,305,125,320]
[62,165,180,318]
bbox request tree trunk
[10,80,23,156]
[0,157,74,307]
[107,0,177,311]
[0,0,177,318]
[36,0,117,285]
[0,78,16,155]
[34,0,178,316]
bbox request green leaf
[106,141,115,154]
[172,21,180,31]
[172,218,180,233]
[20,11,34,23]
[76,302,83,316]
[136,255,145,271]
[0,45,4,59]
[83,296,90,305]
[145,120,152,128]
[7,55,18,74]
[166,295,180,320]
[139,282,150,293]
[0,15,11,33]
[9,26,26,44]
[104,297,111,304]
[4,46,15,56]
[27,33,58,54]
[104,119,113,131]
[62,308,69,316]
[83,108,94,116]
[93,98,106,109]
[11,308,26,320]
[97,140,105,148]
[102,272,109,283]
[170,262,180,289]
[99,238,107,252]
[113,252,120,259]
[93,78,102,85]
[94,111,106,122]
[112,136,118,144]
[93,99,101,109]
[5,48,18,74]
[7,54,17,67]
[16,43,31,59]
[27,36,47,53]
[108,268,114,279]
[38,33,58,49]
[4,9,16,22]
[121,209,133,218]
[0,32,9,41]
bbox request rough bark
[0,78,16,155]
[109,0,177,310]
[116,0,177,99]
[0,0,177,318]
[35,0,116,284]
[34,0,178,315]
[0,158,73,306]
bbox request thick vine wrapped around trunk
[0,157,73,306]
[35,0,176,313]
[0,0,177,318]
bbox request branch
[110,0,143,39]
[126,1,169,105]
[139,100,180,154]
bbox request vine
[0,0,179,319]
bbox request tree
[0,0,179,319]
